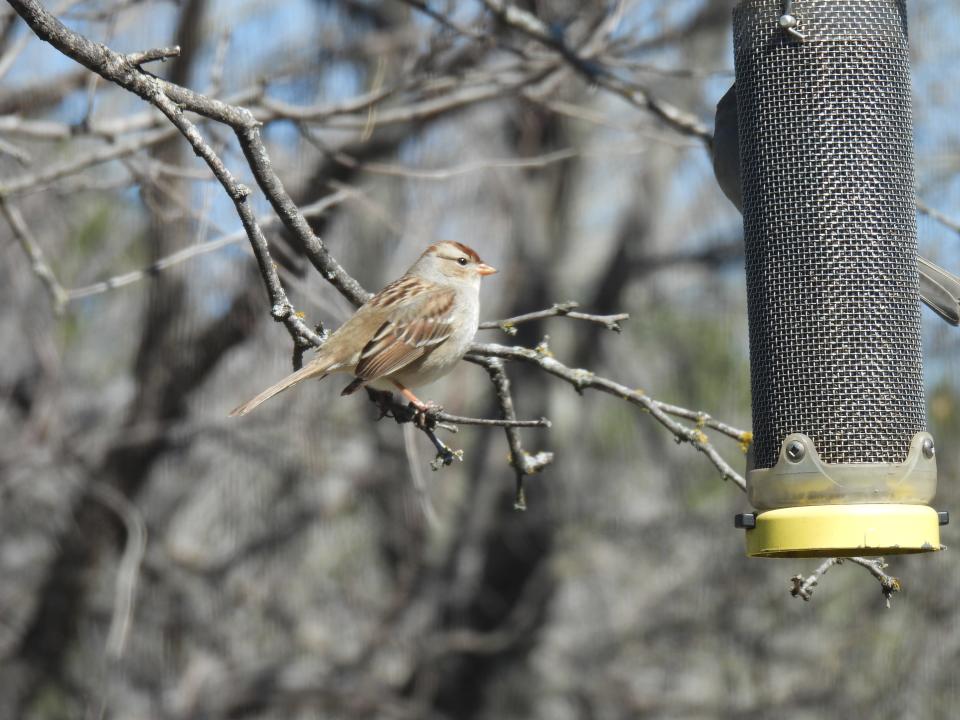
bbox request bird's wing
[354,287,457,380]
[919,256,960,326]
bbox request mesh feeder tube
[732,0,945,557]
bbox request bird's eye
[457,257,468,266]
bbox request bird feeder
[731,0,947,557]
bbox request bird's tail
[919,257,960,326]
[229,363,329,417]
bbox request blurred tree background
[1,1,959,718]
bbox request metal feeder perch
[730,0,946,557]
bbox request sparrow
[230,241,496,416]
[713,83,960,325]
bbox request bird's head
[411,241,497,286]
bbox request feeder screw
[778,0,805,41]
[785,439,805,463]
[922,438,935,459]
[779,13,798,29]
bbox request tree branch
[366,388,551,474]
[473,356,554,510]
[917,197,960,236]
[791,557,901,607]
[469,341,747,490]
[477,0,712,144]
[789,558,839,601]
[65,190,355,301]
[144,78,325,351]
[7,0,367,312]
[87,480,146,659]
[480,301,628,335]
[0,196,68,314]
[847,557,902,607]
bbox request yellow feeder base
[745,504,944,558]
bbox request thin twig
[366,389,462,469]
[88,480,147,659]
[328,146,582,179]
[433,412,550,429]
[366,387,550,468]
[599,57,735,78]
[652,402,751,445]
[124,45,180,66]
[471,356,555,510]
[0,126,178,195]
[790,558,840,601]
[78,3,121,131]
[847,557,902,607]
[0,135,31,164]
[260,83,398,122]
[791,557,901,607]
[0,84,403,196]
[0,0,86,81]
[402,423,439,529]
[207,30,230,96]
[7,0,367,312]
[234,123,369,307]
[917,198,960,236]
[480,301,628,335]
[396,0,490,43]
[0,86,260,142]
[0,196,68,314]
[469,340,746,490]
[66,190,355,301]
[478,0,712,145]
[327,141,663,179]
[145,86,326,349]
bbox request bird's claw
[409,400,443,428]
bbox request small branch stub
[125,46,182,66]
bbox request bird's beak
[476,263,497,276]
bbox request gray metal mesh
[733,0,924,469]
